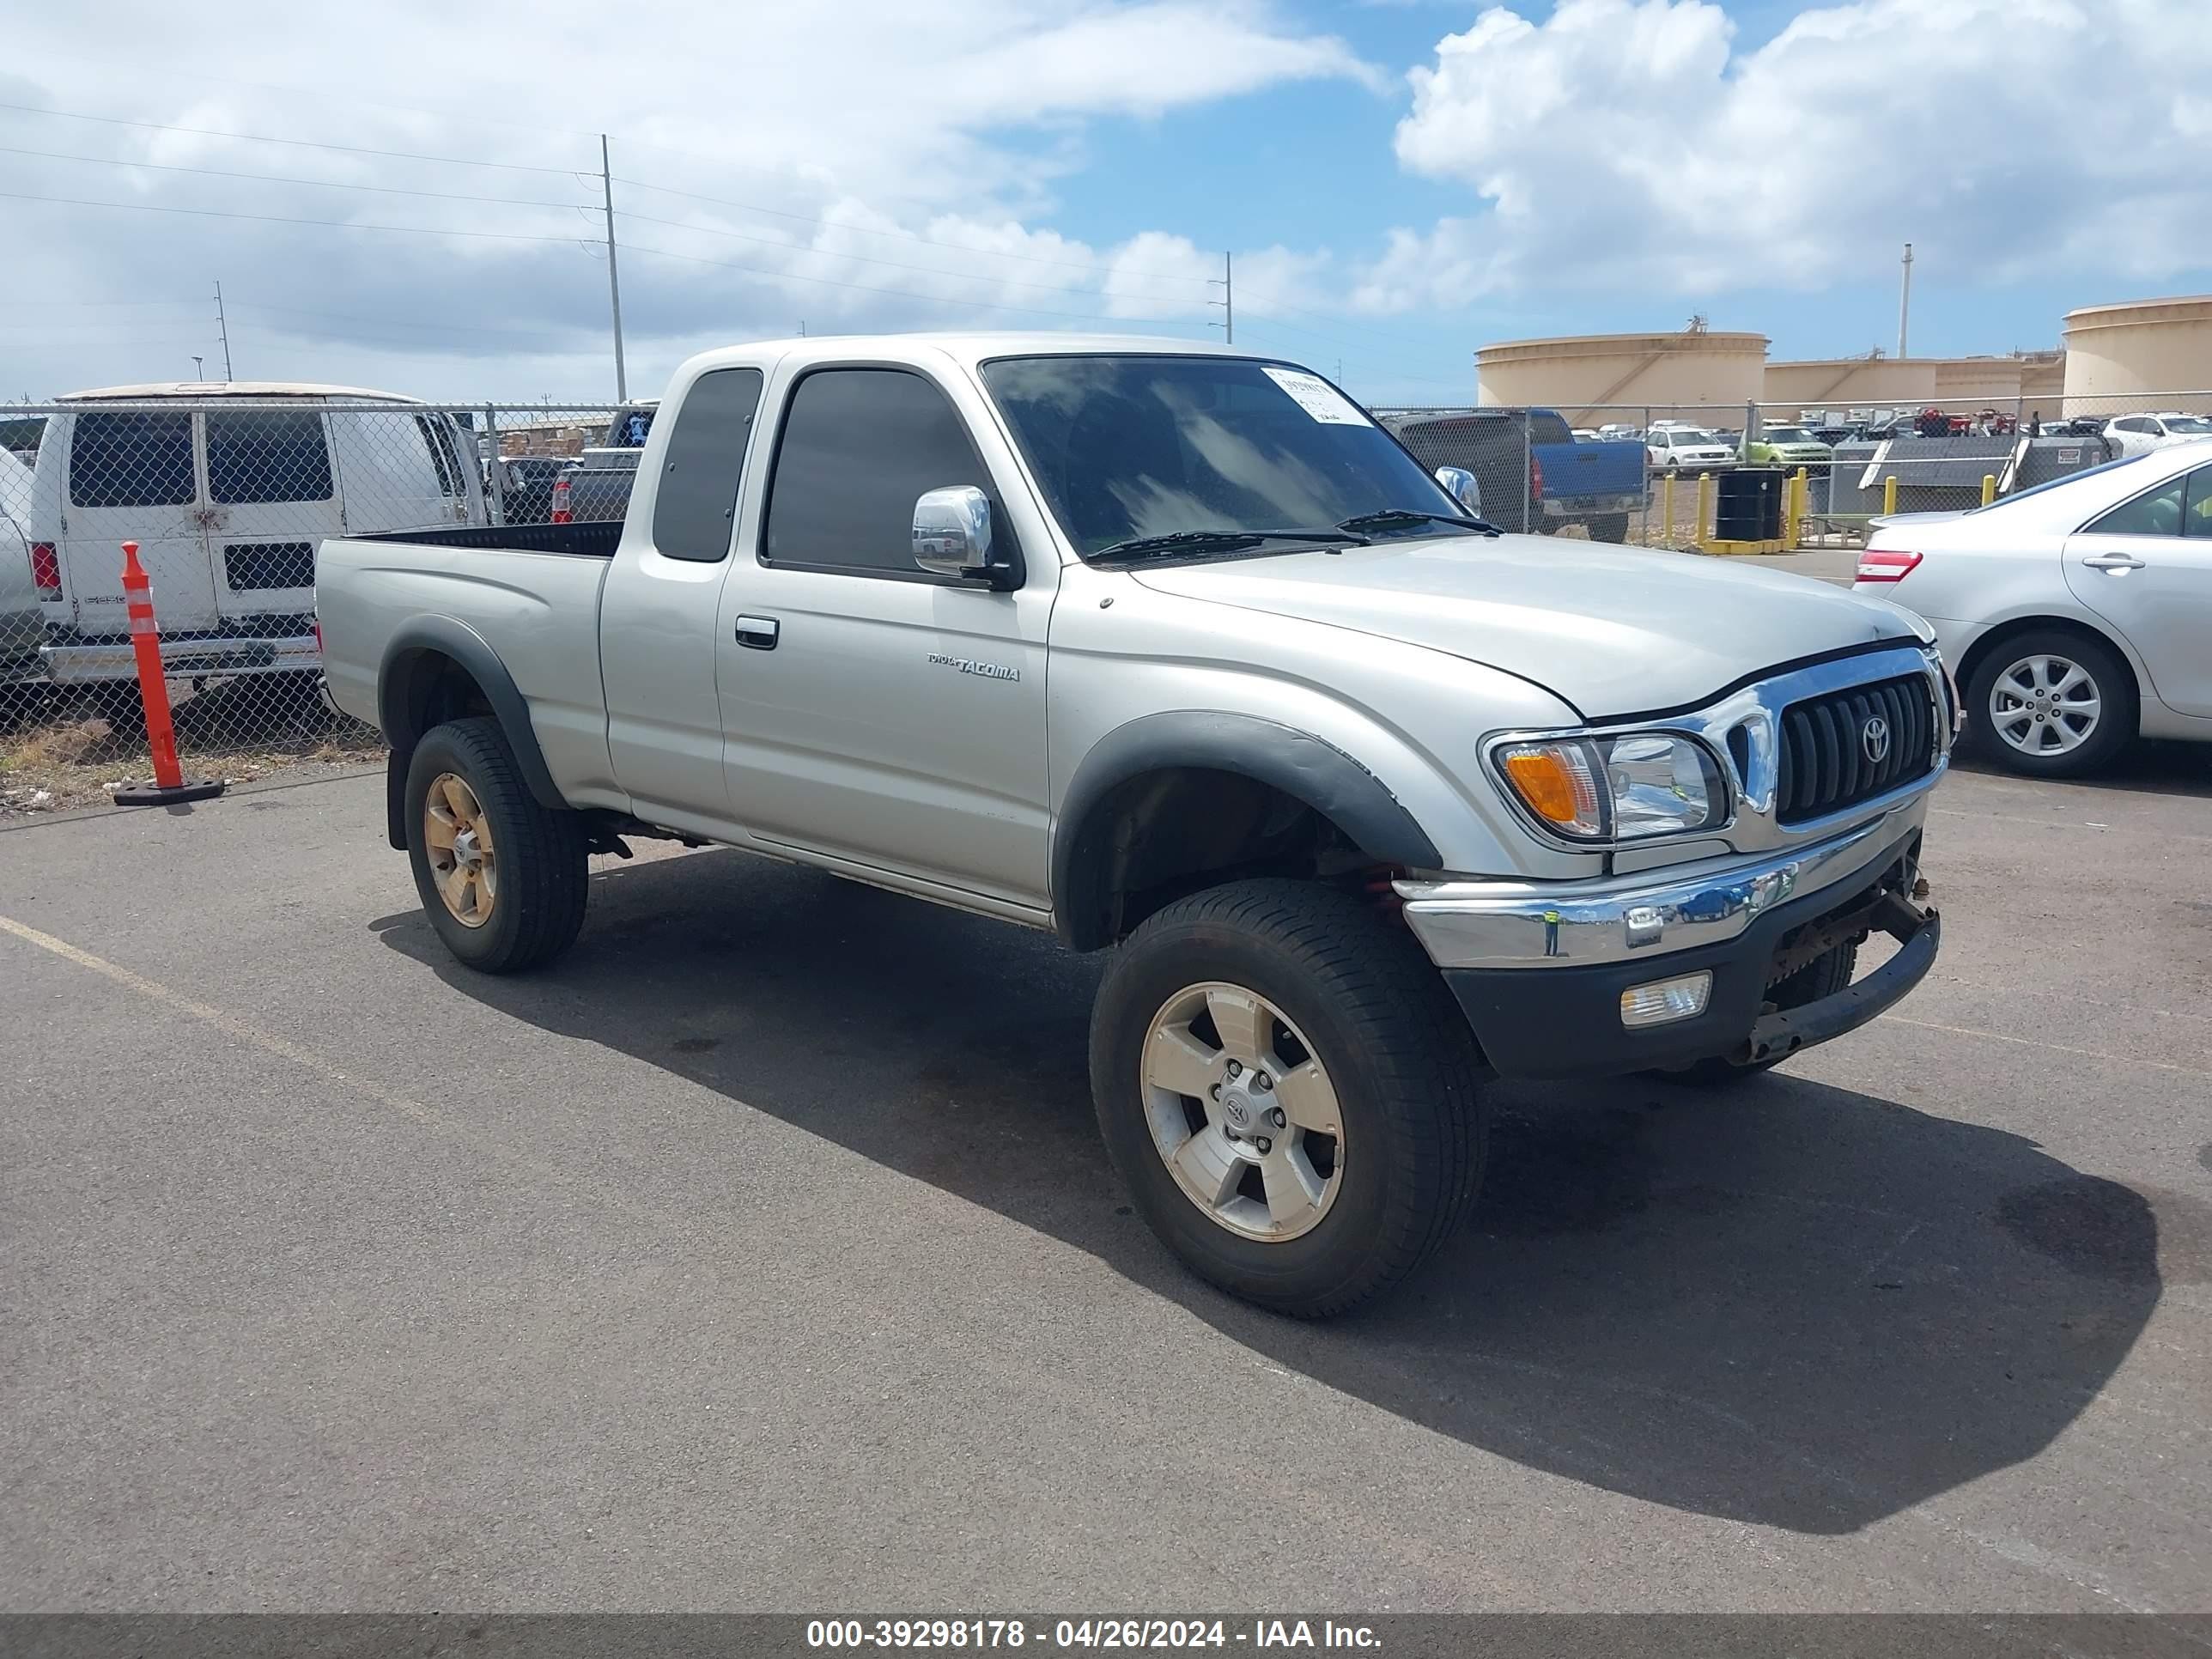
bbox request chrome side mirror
[1433,465,1481,515]
[913,485,996,579]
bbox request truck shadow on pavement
[375,848,2170,1537]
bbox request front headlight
[1496,732,1728,843]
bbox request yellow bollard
[1883,474,1899,515]
[1697,471,1714,545]
[1982,473,1997,507]
[1790,465,1809,548]
[1661,471,1676,544]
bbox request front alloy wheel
[1142,981,1344,1242]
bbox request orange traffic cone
[111,541,225,807]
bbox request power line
[0,100,588,176]
[3,188,1212,332]
[620,240,1209,331]
[614,207,1207,304]
[0,144,593,210]
[611,175,1209,285]
[0,187,601,245]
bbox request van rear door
[204,408,338,622]
[59,410,221,635]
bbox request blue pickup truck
[1377,407,1647,540]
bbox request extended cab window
[70,411,196,507]
[653,368,763,562]
[208,411,333,504]
[762,368,994,576]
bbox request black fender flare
[1051,710,1443,949]
[376,617,565,848]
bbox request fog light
[1620,970,1712,1028]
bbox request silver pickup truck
[318,334,1954,1316]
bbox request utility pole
[213,282,233,380]
[1897,242,1914,360]
[1209,252,1233,344]
[600,133,629,402]
[191,356,204,380]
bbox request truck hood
[1129,534,1926,719]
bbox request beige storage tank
[2063,296,2212,416]
[1764,358,1936,410]
[1476,330,1767,423]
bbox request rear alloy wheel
[404,716,587,973]
[1966,630,2134,778]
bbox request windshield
[980,355,1467,557]
[1764,428,1817,444]
[2162,416,2212,434]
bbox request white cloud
[1362,0,2212,313]
[1,1,1375,398]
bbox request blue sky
[5,0,2209,404]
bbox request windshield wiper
[1091,527,1371,560]
[1336,507,1503,538]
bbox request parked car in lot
[1,445,44,685]
[320,333,1952,1316]
[1745,426,1834,468]
[1646,427,1737,473]
[490,454,568,525]
[21,382,485,690]
[1378,408,1644,539]
[1856,441,2212,776]
[2100,411,2212,458]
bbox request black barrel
[1715,466,1784,540]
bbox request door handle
[734,614,779,650]
[2081,551,2147,572]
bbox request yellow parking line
[1887,1013,2205,1076]
[0,913,451,1131]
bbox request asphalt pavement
[2,745,2208,1613]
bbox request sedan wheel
[1966,629,2134,778]
[1987,653,2100,758]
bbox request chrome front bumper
[1395,802,1925,970]
[41,634,322,684]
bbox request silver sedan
[1854,439,2212,776]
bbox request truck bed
[365,521,623,557]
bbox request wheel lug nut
[1254,1137,1272,1154]
[1224,1060,1242,1079]
[1210,1084,1221,1099]
[1269,1109,1286,1129]
[1253,1073,1272,1092]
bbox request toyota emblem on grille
[1862,715,1892,763]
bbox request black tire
[1650,940,1857,1087]
[1588,512,1631,543]
[1964,628,2135,779]
[1090,878,1486,1318]
[404,716,587,974]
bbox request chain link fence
[3,380,2208,816]
[0,397,624,815]
[1376,391,2212,550]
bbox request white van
[22,383,486,684]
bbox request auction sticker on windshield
[1261,366,1368,426]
